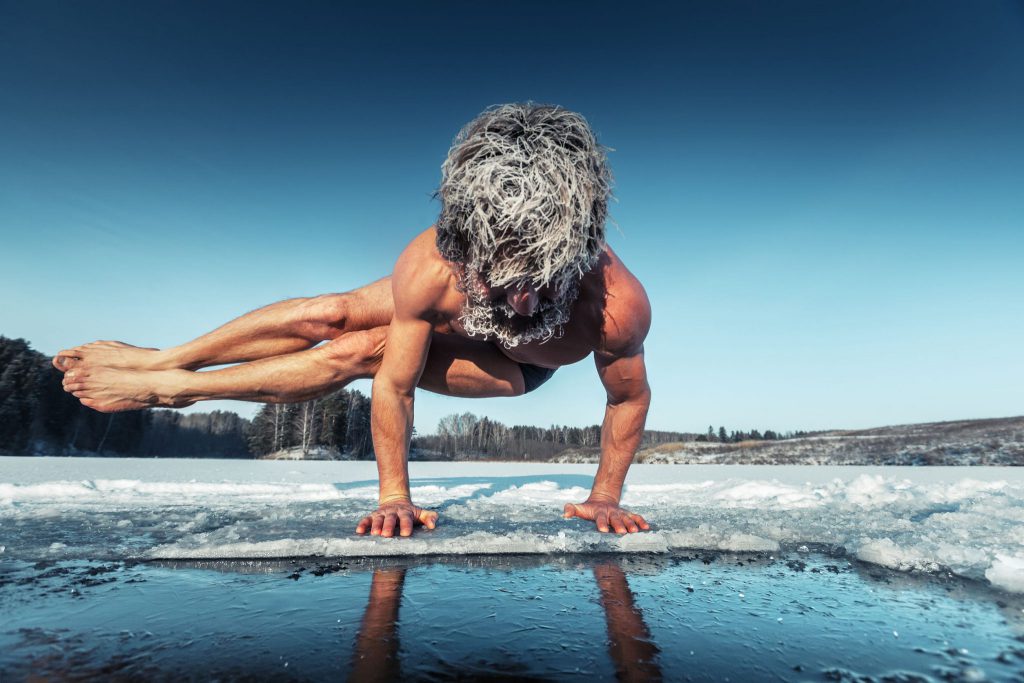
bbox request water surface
[2,551,1022,681]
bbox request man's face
[458,265,576,348]
[479,279,558,318]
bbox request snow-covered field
[1,457,1021,593]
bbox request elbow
[607,382,651,408]
[372,375,417,401]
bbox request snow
[1,457,1022,593]
[986,554,1024,593]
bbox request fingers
[609,511,628,534]
[563,503,649,534]
[417,508,438,530]
[398,510,414,537]
[381,511,398,537]
[355,506,438,537]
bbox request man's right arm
[356,241,446,538]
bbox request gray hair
[434,102,614,347]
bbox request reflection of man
[594,562,662,683]
[54,103,652,537]
[349,567,405,683]
[347,561,661,682]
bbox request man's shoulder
[392,226,459,319]
[594,247,651,358]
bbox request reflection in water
[3,553,1023,681]
[347,560,662,682]
[350,567,406,683]
[593,563,662,683]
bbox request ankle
[157,368,201,406]
[156,348,196,371]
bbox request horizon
[3,1,1022,434]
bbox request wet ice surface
[1,553,1023,682]
[2,458,1023,594]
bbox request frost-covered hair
[434,102,614,348]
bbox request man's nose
[507,283,539,316]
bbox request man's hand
[355,499,438,538]
[563,498,650,534]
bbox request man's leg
[63,328,530,412]
[53,278,394,372]
[63,327,390,412]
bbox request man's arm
[564,273,653,534]
[563,347,652,533]
[356,240,446,538]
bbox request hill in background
[555,416,1024,466]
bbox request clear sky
[2,1,1022,434]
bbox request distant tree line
[696,424,811,443]
[411,412,696,461]
[247,389,373,458]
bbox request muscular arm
[369,309,433,504]
[591,348,652,504]
[356,234,448,537]
[562,348,653,534]
[564,274,653,534]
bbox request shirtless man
[53,103,653,539]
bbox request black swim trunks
[519,363,557,393]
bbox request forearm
[370,379,415,503]
[590,390,651,503]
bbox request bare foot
[62,365,195,413]
[53,341,170,373]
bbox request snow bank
[1,458,1022,593]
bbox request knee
[319,327,387,377]
[293,294,351,340]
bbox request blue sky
[2,1,1022,434]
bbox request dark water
[1,552,1022,682]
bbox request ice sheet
[1,458,1022,593]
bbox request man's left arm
[563,346,652,534]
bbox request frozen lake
[1,458,1022,592]
[2,458,1023,680]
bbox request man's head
[434,102,614,348]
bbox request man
[54,103,653,539]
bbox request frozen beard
[456,267,582,349]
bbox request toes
[53,352,79,372]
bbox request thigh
[418,333,527,398]
[342,277,395,331]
